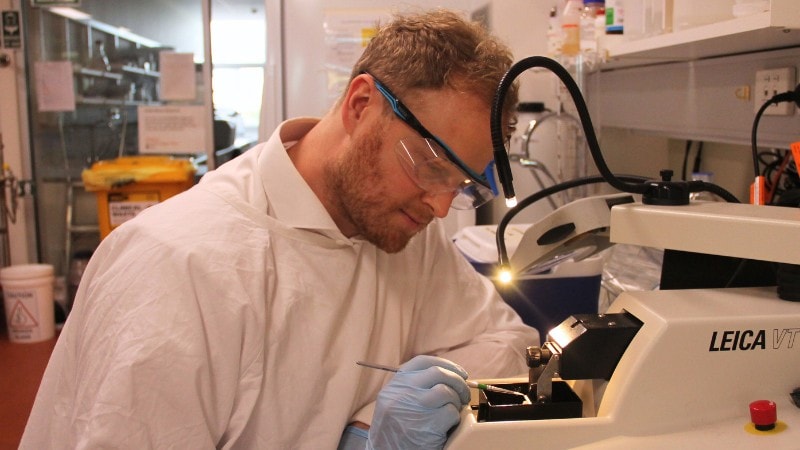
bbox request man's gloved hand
[367,355,471,450]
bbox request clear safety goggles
[395,137,496,210]
[370,73,497,210]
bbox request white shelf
[118,65,160,78]
[75,67,123,81]
[76,96,160,106]
[603,2,800,69]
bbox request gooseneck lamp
[489,56,739,281]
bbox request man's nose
[422,191,456,218]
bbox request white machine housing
[447,201,800,449]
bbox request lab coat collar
[261,118,354,242]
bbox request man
[22,9,538,449]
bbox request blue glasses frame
[367,73,493,191]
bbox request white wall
[490,0,560,108]
[273,0,490,122]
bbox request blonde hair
[350,9,518,129]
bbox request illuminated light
[505,196,518,208]
[497,267,514,284]
[49,7,92,21]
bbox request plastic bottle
[605,0,624,35]
[581,0,605,64]
[582,1,606,41]
[561,0,583,57]
[546,6,562,59]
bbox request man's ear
[341,74,376,134]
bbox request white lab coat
[21,118,539,449]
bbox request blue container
[494,273,601,343]
[454,225,602,343]
[468,259,601,343]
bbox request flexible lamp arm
[490,56,650,206]
[491,56,741,271]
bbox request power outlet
[754,67,796,115]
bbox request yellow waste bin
[82,156,196,239]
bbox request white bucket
[1,264,55,343]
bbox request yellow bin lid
[82,156,196,191]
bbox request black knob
[643,168,690,205]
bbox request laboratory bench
[0,321,58,450]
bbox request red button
[750,400,777,430]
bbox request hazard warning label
[4,289,44,341]
[9,299,38,328]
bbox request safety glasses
[369,74,497,210]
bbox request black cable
[492,173,746,269]
[751,84,800,178]
[743,98,800,286]
[493,176,739,267]
[495,174,649,267]
[756,149,795,203]
[762,155,782,189]
[692,141,703,174]
[492,57,740,213]
[696,181,740,203]
[681,140,692,180]
[758,150,781,168]
[751,100,772,178]
[782,155,800,192]
[681,140,704,181]
[490,56,741,269]
[490,57,652,205]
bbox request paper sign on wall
[138,105,207,154]
[322,10,390,104]
[34,60,76,112]
[159,51,196,101]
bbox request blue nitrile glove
[367,355,471,450]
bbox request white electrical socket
[754,67,796,115]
